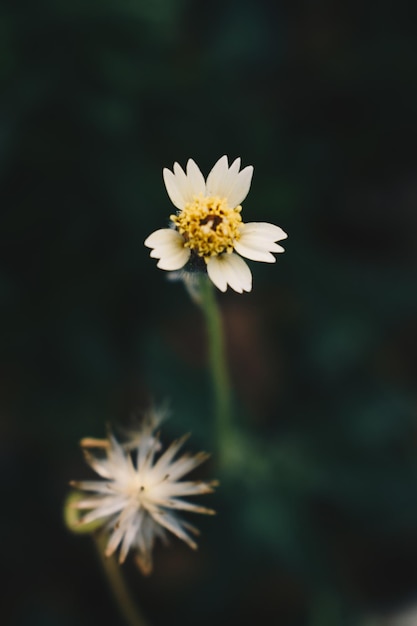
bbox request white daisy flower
[71,425,217,575]
[144,155,288,293]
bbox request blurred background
[1,1,417,624]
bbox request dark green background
[2,1,417,625]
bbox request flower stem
[198,275,234,467]
[64,493,149,626]
[94,533,149,626]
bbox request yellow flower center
[171,195,242,259]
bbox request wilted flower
[71,421,217,575]
[144,156,287,293]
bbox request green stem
[198,275,234,467]
[94,533,149,626]
[64,493,149,626]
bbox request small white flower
[144,156,288,293]
[71,424,217,575]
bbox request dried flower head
[71,420,217,575]
[144,156,287,293]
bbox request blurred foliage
[1,0,417,625]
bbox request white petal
[163,168,186,210]
[83,451,112,479]
[206,253,252,293]
[241,222,288,241]
[144,228,179,248]
[151,434,191,476]
[229,157,241,174]
[150,245,174,259]
[226,253,252,291]
[80,496,127,524]
[160,499,215,515]
[214,157,241,198]
[206,256,228,292]
[238,231,285,253]
[149,237,186,259]
[163,451,210,481]
[186,159,206,197]
[227,166,253,208]
[108,433,129,470]
[246,240,285,253]
[206,155,229,197]
[173,162,194,204]
[153,480,214,499]
[156,247,190,271]
[234,241,277,263]
[137,432,160,474]
[150,510,197,549]
[137,435,161,475]
[105,523,126,557]
[134,512,155,556]
[145,229,191,271]
[119,510,143,563]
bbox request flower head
[144,156,288,293]
[71,421,217,575]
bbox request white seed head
[72,417,217,574]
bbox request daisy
[71,424,217,575]
[144,155,288,293]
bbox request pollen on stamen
[171,195,243,259]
